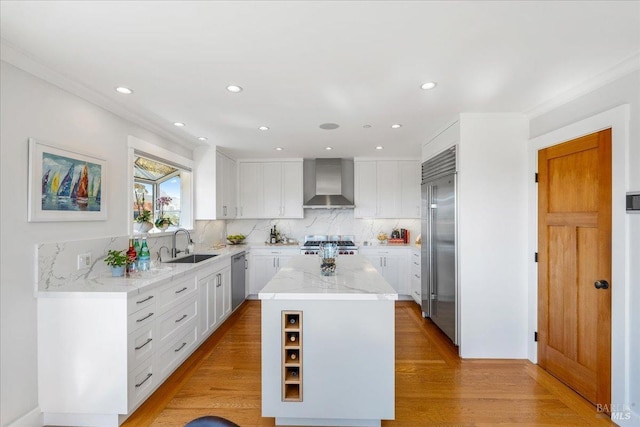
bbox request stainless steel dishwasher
[231,251,246,310]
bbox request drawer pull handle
[135,373,152,388]
[136,312,154,323]
[175,314,188,323]
[135,338,153,350]
[175,287,188,294]
[136,295,154,304]
[174,342,187,352]
[415,274,420,278]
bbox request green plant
[154,216,173,227]
[136,209,152,223]
[104,249,128,267]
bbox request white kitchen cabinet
[354,159,420,218]
[399,160,421,218]
[410,249,422,305]
[360,247,410,295]
[198,260,232,341]
[217,152,237,218]
[194,147,237,220]
[238,162,263,218]
[38,270,203,427]
[238,160,303,219]
[249,248,297,294]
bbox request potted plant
[154,196,174,231]
[104,249,128,277]
[134,187,153,233]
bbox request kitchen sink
[166,254,218,263]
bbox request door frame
[527,105,630,419]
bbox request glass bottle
[133,237,141,269]
[138,237,150,272]
[126,238,137,275]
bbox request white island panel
[260,255,396,427]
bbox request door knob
[594,280,610,290]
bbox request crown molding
[525,51,640,119]
[0,38,198,152]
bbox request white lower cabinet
[38,257,235,427]
[198,261,231,341]
[360,247,410,295]
[249,248,297,294]
[411,249,422,304]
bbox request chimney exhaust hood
[303,158,355,209]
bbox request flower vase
[134,221,153,233]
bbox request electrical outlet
[77,253,91,270]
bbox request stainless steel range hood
[303,158,355,209]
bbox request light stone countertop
[36,246,248,297]
[259,254,398,301]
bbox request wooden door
[537,129,611,409]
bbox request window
[128,136,193,234]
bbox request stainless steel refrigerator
[421,146,458,345]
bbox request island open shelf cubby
[282,310,302,402]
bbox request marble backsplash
[36,220,226,291]
[226,210,420,245]
[36,212,418,291]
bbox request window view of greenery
[133,156,183,233]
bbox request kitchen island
[259,255,397,427]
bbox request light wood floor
[122,301,616,427]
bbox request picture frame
[28,138,107,222]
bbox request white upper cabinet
[216,152,237,219]
[238,162,263,218]
[238,160,303,219]
[399,160,420,218]
[194,147,237,220]
[282,162,304,218]
[354,159,420,218]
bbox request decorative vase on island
[319,243,338,276]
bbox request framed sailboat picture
[28,138,107,221]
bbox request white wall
[529,70,640,426]
[422,114,529,358]
[0,61,193,426]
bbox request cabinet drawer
[128,289,157,315]
[128,306,156,333]
[158,275,197,312]
[157,296,198,346]
[128,324,156,372]
[158,325,198,380]
[128,356,156,411]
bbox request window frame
[128,135,193,235]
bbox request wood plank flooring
[122,301,616,427]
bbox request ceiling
[1,1,639,159]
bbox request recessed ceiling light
[325,146,333,150]
[421,82,437,90]
[375,146,384,150]
[197,137,208,141]
[275,147,284,151]
[319,123,340,130]
[363,124,372,128]
[391,124,402,129]
[259,126,270,131]
[115,86,133,94]
[173,122,186,127]
[226,85,243,93]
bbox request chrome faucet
[171,228,191,258]
[157,246,170,262]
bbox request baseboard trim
[7,406,42,427]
